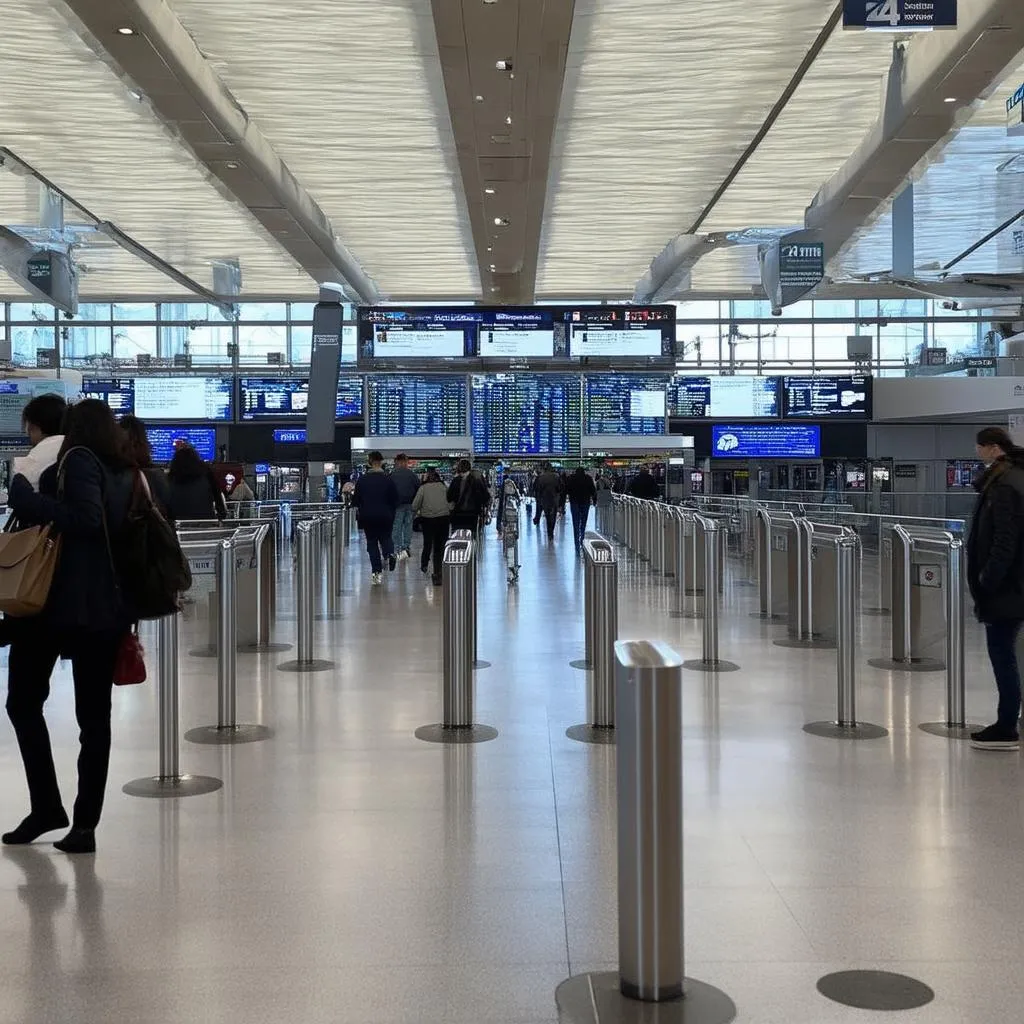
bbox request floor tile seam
[739,832,818,954]
[546,712,573,976]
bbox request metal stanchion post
[124,615,223,797]
[556,640,736,1024]
[279,521,335,672]
[570,546,595,671]
[416,538,497,744]
[805,535,887,740]
[684,518,740,673]
[240,524,291,653]
[187,541,272,744]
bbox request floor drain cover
[817,970,934,1011]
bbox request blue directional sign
[843,0,957,29]
[1007,83,1024,138]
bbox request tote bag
[0,523,61,616]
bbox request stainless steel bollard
[342,502,353,548]
[278,521,335,672]
[123,615,223,797]
[805,534,888,740]
[683,517,740,673]
[555,641,736,1024]
[416,538,497,744]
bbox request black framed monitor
[81,377,136,415]
[132,376,233,422]
[712,424,820,459]
[584,373,669,435]
[563,306,675,367]
[470,373,582,456]
[670,375,779,418]
[146,426,216,463]
[239,376,363,420]
[782,375,871,418]
[366,374,468,436]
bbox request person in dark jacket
[167,444,226,522]
[534,464,563,540]
[628,466,660,500]
[967,427,1024,751]
[447,459,490,538]
[353,450,399,584]
[390,453,421,562]
[119,415,173,522]
[4,399,135,854]
[565,467,597,553]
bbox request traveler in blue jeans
[352,451,399,585]
[390,453,421,561]
[968,426,1024,750]
[565,467,597,553]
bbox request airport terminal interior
[1,0,1024,1021]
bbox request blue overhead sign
[1007,84,1024,138]
[712,424,820,460]
[843,0,957,29]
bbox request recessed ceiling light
[493,217,509,226]
[475,95,484,102]
[489,264,496,270]
[225,161,239,169]
[944,96,957,103]
[487,246,493,252]
[505,115,512,125]
[484,187,495,194]
[495,60,512,71]
[491,287,498,292]
[116,26,136,35]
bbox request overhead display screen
[273,428,307,444]
[563,307,675,362]
[585,374,669,435]
[471,373,582,456]
[82,378,136,415]
[146,426,216,463]
[670,376,779,418]
[712,424,820,459]
[783,376,871,418]
[358,308,480,362]
[133,377,233,422]
[366,374,467,436]
[239,376,362,420]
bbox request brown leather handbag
[0,523,61,616]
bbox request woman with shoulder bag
[167,443,227,522]
[3,399,135,854]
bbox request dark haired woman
[119,415,172,521]
[167,443,226,522]
[3,399,135,853]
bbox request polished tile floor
[0,509,1022,1023]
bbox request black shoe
[54,828,96,855]
[388,554,397,572]
[970,724,1020,751]
[421,563,430,574]
[3,810,70,846]
[432,575,443,587]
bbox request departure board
[146,426,216,463]
[713,424,820,459]
[563,306,675,363]
[670,376,779,418]
[471,374,582,456]
[366,374,467,436]
[783,376,870,418]
[585,374,669,435]
[82,378,135,415]
[133,377,233,421]
[239,376,362,420]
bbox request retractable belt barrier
[278,520,335,673]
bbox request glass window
[159,302,234,324]
[730,299,772,320]
[812,299,856,320]
[237,302,287,322]
[760,322,813,364]
[113,302,156,322]
[289,302,315,321]
[75,303,112,322]
[931,303,981,360]
[159,323,233,365]
[11,323,56,366]
[879,320,924,364]
[113,323,157,362]
[290,324,312,365]
[9,303,56,323]
[813,319,858,367]
[238,322,287,364]
[65,324,112,363]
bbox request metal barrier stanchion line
[278,521,335,673]
[123,615,223,798]
[683,517,740,674]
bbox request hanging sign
[1008,84,1024,138]
[843,0,957,30]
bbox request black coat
[628,472,660,500]
[8,448,134,633]
[168,470,226,522]
[967,454,1024,622]
[565,472,597,506]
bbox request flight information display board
[563,306,675,363]
[471,374,582,456]
[670,376,779,418]
[783,376,871,418]
[358,308,482,362]
[366,374,467,436]
[81,378,136,415]
[712,424,820,459]
[584,374,669,435]
[133,377,233,422]
[239,376,362,420]
[146,426,216,463]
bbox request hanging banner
[843,0,957,30]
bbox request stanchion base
[555,972,736,1024]
[748,611,786,621]
[277,659,336,673]
[867,657,944,673]
[474,660,492,671]
[919,721,978,739]
[569,659,591,671]
[315,612,345,621]
[683,659,741,674]
[187,646,217,659]
[803,721,889,740]
[238,642,292,654]
[670,610,704,620]
[816,970,934,1011]
[122,774,223,799]
[414,723,498,744]
[184,724,274,745]
[566,724,616,745]
[862,606,890,617]
[773,637,836,650]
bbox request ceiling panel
[0,1,309,296]
[169,0,479,299]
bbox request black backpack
[114,471,192,619]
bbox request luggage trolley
[499,482,522,585]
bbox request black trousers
[449,513,479,539]
[420,516,450,576]
[6,624,121,830]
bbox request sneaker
[371,572,383,586]
[397,550,409,562]
[388,554,397,572]
[970,724,1020,751]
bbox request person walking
[628,465,660,500]
[352,450,399,585]
[167,443,227,522]
[447,459,490,538]
[968,427,1024,751]
[389,453,421,561]
[3,399,135,854]
[412,468,451,586]
[565,467,597,553]
[535,462,562,540]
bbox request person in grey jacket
[411,469,451,585]
[390,453,421,561]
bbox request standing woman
[119,415,173,521]
[3,399,135,854]
[167,443,226,522]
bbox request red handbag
[113,629,147,686]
